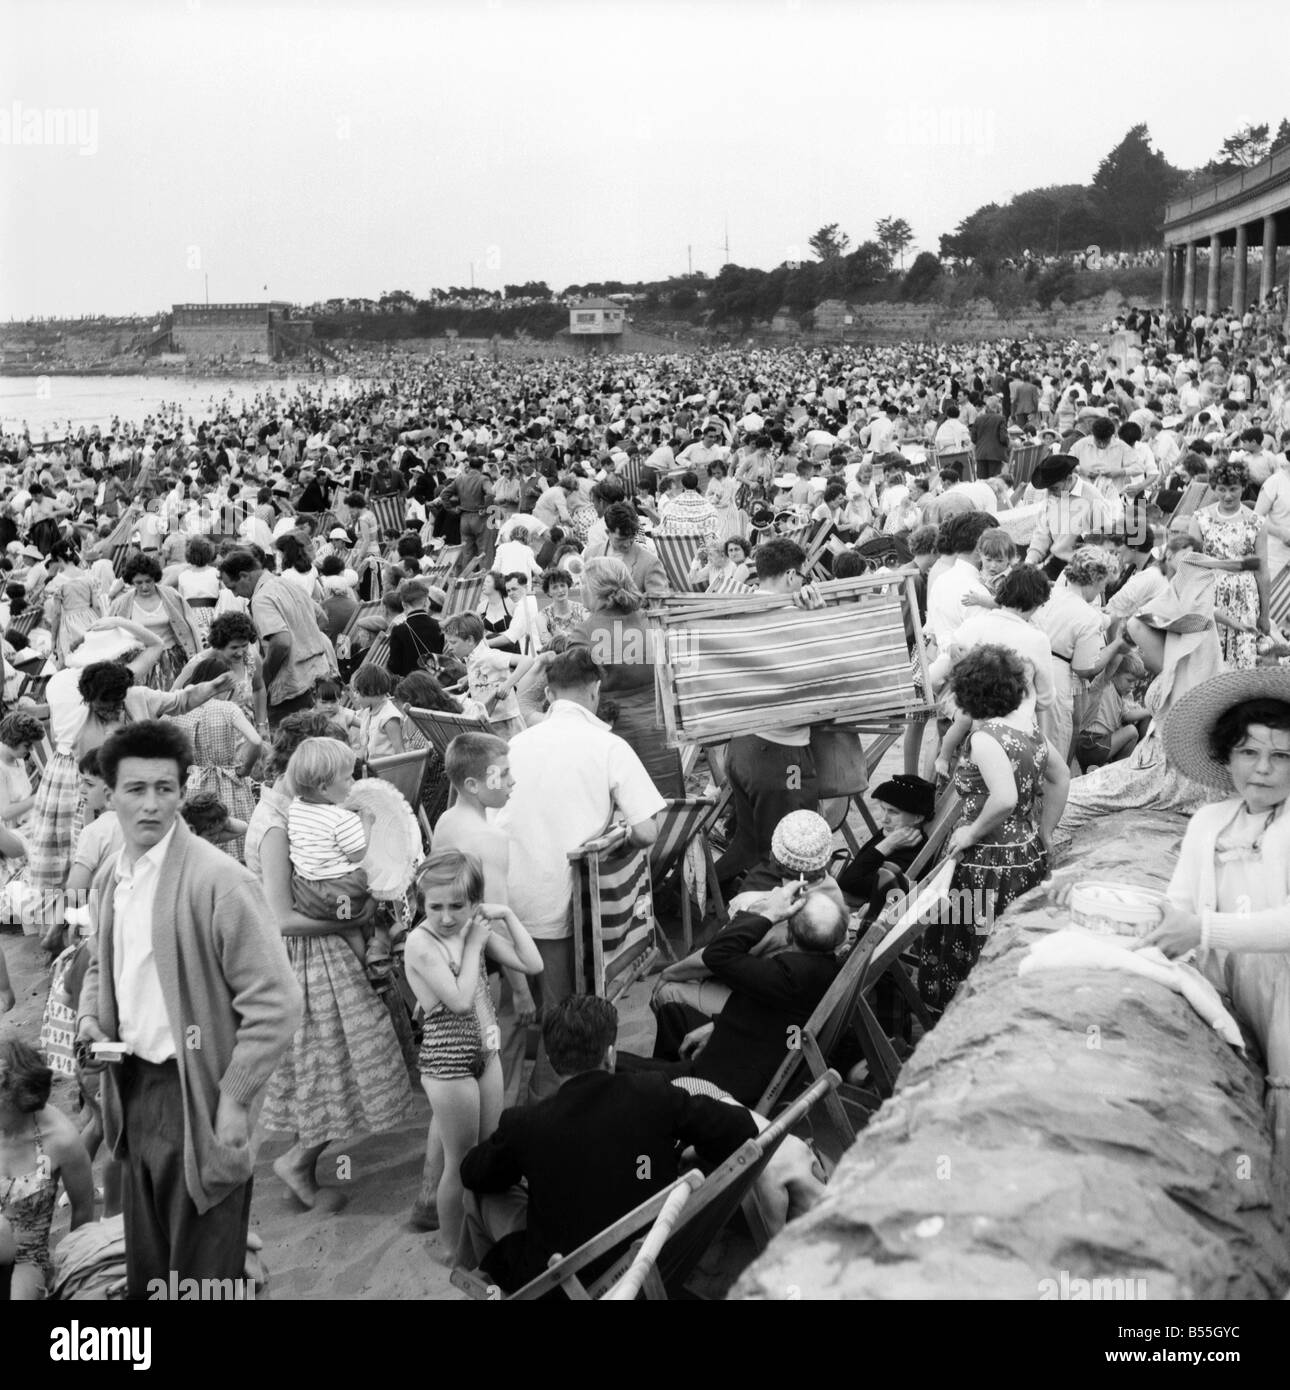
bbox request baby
[285,736,389,967]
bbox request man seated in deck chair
[650,810,845,1031]
[458,995,757,1293]
[619,881,847,1107]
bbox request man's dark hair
[995,564,1051,612]
[947,510,999,555]
[1091,417,1116,442]
[680,470,699,492]
[542,995,618,1076]
[602,501,639,538]
[754,537,806,581]
[97,719,194,790]
[591,477,626,507]
[546,646,604,692]
[832,551,868,580]
[216,547,262,583]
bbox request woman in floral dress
[919,645,1069,1016]
[42,540,99,667]
[1189,459,1270,670]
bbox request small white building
[568,297,626,353]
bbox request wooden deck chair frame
[1166,480,1214,533]
[652,532,705,592]
[935,447,976,484]
[370,492,408,539]
[648,795,727,953]
[451,1071,841,1301]
[441,565,488,620]
[568,825,665,1000]
[800,514,838,580]
[405,706,491,762]
[365,747,432,846]
[336,599,382,664]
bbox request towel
[1019,928,1244,1051]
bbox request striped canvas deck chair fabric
[935,447,975,483]
[1269,565,1290,629]
[6,608,42,639]
[648,796,725,951]
[705,571,753,596]
[405,706,491,762]
[357,630,392,672]
[618,457,644,500]
[651,532,704,591]
[569,826,658,1001]
[335,599,381,663]
[1167,480,1214,532]
[649,575,930,748]
[1007,440,1047,491]
[370,493,407,538]
[441,571,487,619]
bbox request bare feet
[409,1198,439,1232]
[273,1153,319,1209]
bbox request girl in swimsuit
[0,1040,95,1299]
[403,850,542,1263]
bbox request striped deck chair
[441,570,487,619]
[705,571,753,596]
[569,825,659,1001]
[1269,566,1290,630]
[650,574,930,748]
[1167,480,1215,533]
[404,706,491,762]
[648,795,726,953]
[370,493,407,539]
[619,457,644,500]
[336,599,381,664]
[651,532,704,591]
[935,446,975,483]
[357,630,392,672]
[6,609,42,640]
[800,515,836,579]
[1007,440,1047,492]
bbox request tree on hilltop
[875,216,914,269]
[1092,124,1183,249]
[808,224,851,261]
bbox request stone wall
[734,807,1290,1301]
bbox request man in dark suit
[969,395,1011,479]
[459,995,756,1292]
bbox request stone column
[1233,225,1249,316]
[1182,241,1196,312]
[1161,245,1172,311]
[1206,233,1221,315]
[1261,214,1277,306]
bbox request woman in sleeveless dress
[920,645,1069,1016]
[171,535,223,647]
[1189,459,1269,671]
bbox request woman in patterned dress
[106,552,200,691]
[172,612,268,730]
[245,714,416,1210]
[1189,459,1270,671]
[41,540,99,668]
[919,644,1069,1016]
[172,654,264,860]
[536,567,587,647]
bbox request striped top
[287,798,366,880]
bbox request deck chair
[451,1070,840,1301]
[405,706,491,762]
[652,533,704,592]
[6,609,42,640]
[799,515,837,580]
[1270,565,1290,630]
[335,600,381,663]
[601,1174,701,1301]
[648,796,726,953]
[370,493,407,538]
[935,447,975,483]
[441,569,488,619]
[356,630,391,672]
[569,824,663,1000]
[1007,440,1048,494]
[821,725,904,865]
[1167,480,1214,533]
[366,747,432,845]
[619,457,644,500]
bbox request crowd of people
[2,311,1290,1299]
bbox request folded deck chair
[370,493,407,539]
[652,532,704,592]
[451,1070,840,1301]
[569,825,663,1000]
[649,795,726,953]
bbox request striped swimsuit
[416,930,498,1081]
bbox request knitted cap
[770,811,833,875]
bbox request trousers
[526,938,575,1104]
[120,1058,253,1301]
[714,735,819,890]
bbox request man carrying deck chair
[458,995,756,1292]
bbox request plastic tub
[1068,881,1165,940]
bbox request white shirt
[496,700,667,940]
[930,607,1056,712]
[926,558,990,651]
[1255,466,1290,573]
[112,823,178,1063]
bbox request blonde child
[442,613,531,740]
[285,736,386,966]
[351,665,406,761]
[404,849,542,1263]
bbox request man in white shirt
[497,648,665,1101]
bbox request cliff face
[733,807,1290,1301]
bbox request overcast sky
[3,0,1288,318]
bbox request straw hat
[1162,668,1290,789]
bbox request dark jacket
[836,830,926,916]
[388,610,444,678]
[693,911,841,1105]
[969,410,1010,463]
[460,1070,755,1291]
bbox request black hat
[1031,453,1078,490]
[872,774,935,820]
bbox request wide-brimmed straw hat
[1163,668,1290,789]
